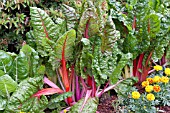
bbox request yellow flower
[161,76,169,83]
[153,85,161,92]
[146,78,154,84]
[165,68,170,75]
[144,106,146,109]
[142,81,149,87]
[153,76,161,83]
[132,91,140,99]
[145,85,153,93]
[154,65,162,71]
[146,93,155,101]
[64,109,67,113]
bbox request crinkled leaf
[0,96,7,110]
[37,65,46,75]
[115,77,138,98]
[21,95,48,113]
[62,4,78,30]
[110,53,132,84]
[69,97,98,113]
[77,5,99,40]
[12,45,40,81]
[144,14,160,37]
[55,29,76,61]
[26,30,36,48]
[40,38,58,70]
[0,74,17,96]
[48,92,72,109]
[75,38,93,79]
[101,16,120,52]
[20,45,39,76]
[12,52,29,81]
[30,7,60,41]
[0,50,13,74]
[5,76,43,112]
[30,7,64,67]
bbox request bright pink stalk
[79,90,92,112]
[75,75,81,101]
[33,88,64,97]
[135,53,144,82]
[44,77,60,89]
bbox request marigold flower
[153,76,161,83]
[146,78,154,84]
[132,91,140,99]
[145,85,153,93]
[153,85,161,92]
[161,76,169,83]
[154,65,162,71]
[146,93,155,101]
[165,68,170,75]
[142,81,149,87]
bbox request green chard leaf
[77,4,99,40]
[0,96,7,110]
[0,50,13,74]
[30,7,60,41]
[12,45,39,82]
[69,97,98,113]
[55,29,76,62]
[0,74,17,96]
[30,7,65,65]
[5,76,43,112]
[110,52,132,84]
[62,4,79,30]
[48,92,73,109]
[20,45,39,76]
[21,95,48,113]
[75,38,93,79]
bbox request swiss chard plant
[109,0,170,83]
[25,0,134,112]
[0,45,44,112]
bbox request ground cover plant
[0,0,170,113]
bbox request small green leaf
[0,50,13,74]
[0,74,17,95]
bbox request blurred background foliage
[0,0,64,52]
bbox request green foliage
[12,45,39,82]
[0,50,13,74]
[5,76,44,112]
[0,0,62,51]
[110,0,170,61]
[48,92,73,109]
[29,7,76,70]
[0,45,46,112]
[21,95,48,113]
[62,4,79,30]
[69,97,98,113]
[115,77,138,98]
[0,74,17,96]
